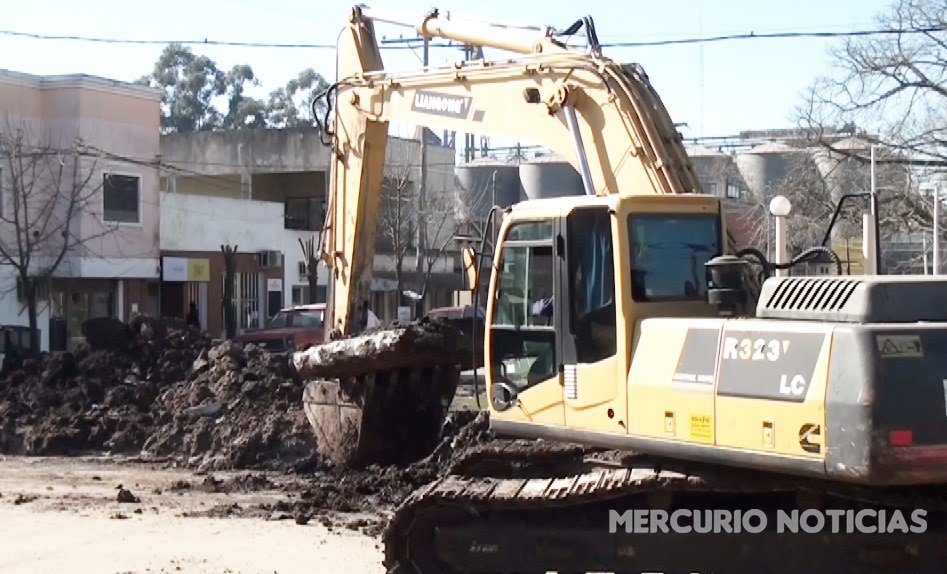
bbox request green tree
[222,64,267,130]
[137,44,226,133]
[265,68,331,128]
[138,45,266,133]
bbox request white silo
[518,153,584,200]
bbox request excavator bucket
[294,320,466,468]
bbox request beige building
[158,128,460,336]
[0,69,163,351]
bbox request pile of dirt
[166,410,493,535]
[0,317,316,471]
[0,318,212,456]
[0,313,498,523]
[141,341,317,472]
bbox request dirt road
[0,456,384,574]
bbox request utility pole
[414,37,430,317]
[935,184,941,275]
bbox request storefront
[49,277,159,351]
[160,251,283,338]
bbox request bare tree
[732,151,845,256]
[414,188,460,315]
[377,147,459,317]
[221,244,238,338]
[0,120,121,351]
[377,164,417,301]
[731,146,913,272]
[797,0,946,245]
[298,236,320,304]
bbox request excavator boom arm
[321,5,702,334]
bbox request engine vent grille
[763,278,862,312]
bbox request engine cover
[756,275,947,323]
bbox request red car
[234,303,326,353]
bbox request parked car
[234,303,326,353]
[424,305,485,320]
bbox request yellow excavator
[295,6,947,573]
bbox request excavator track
[385,451,947,574]
[447,439,610,477]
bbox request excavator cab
[485,193,726,429]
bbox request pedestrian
[186,301,200,330]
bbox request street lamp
[770,195,792,277]
[869,145,882,274]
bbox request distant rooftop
[0,68,162,100]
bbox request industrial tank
[734,142,795,198]
[518,154,584,200]
[812,136,873,197]
[810,136,874,243]
[453,158,521,220]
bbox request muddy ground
[0,456,382,574]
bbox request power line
[0,29,336,48]
[605,25,947,47]
[0,24,944,51]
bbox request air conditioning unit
[297,261,308,281]
[257,250,283,269]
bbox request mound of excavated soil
[0,320,211,456]
[248,410,489,534]
[142,341,318,472]
[0,318,317,471]
[0,316,489,477]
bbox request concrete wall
[160,128,332,176]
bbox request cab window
[569,207,616,363]
[490,220,556,391]
[492,244,554,328]
[294,310,324,328]
[267,312,289,329]
[628,213,721,301]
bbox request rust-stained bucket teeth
[303,364,460,468]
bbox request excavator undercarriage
[385,444,947,574]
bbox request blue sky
[0,0,894,139]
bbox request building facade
[158,128,460,337]
[0,69,162,351]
